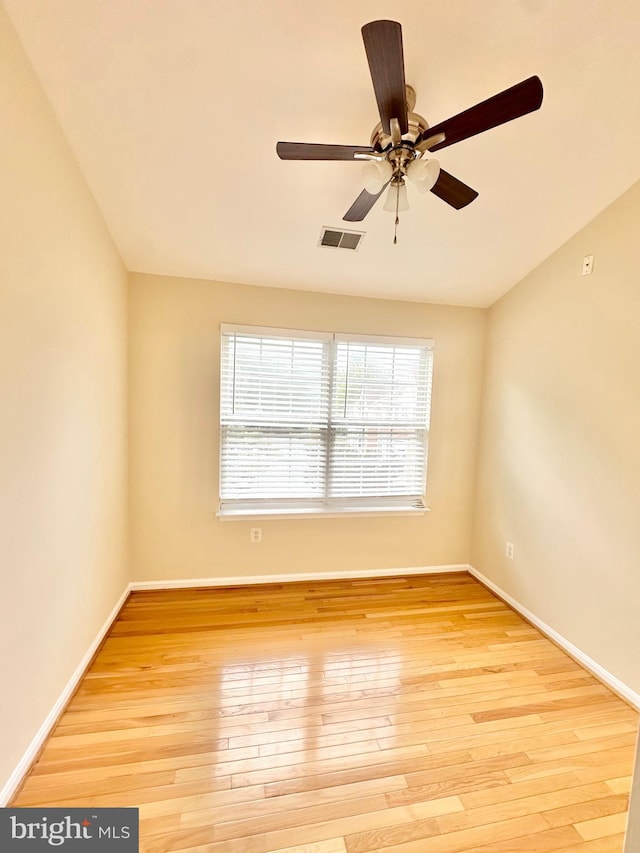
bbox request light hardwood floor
[13,573,638,852]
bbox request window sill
[216,506,429,521]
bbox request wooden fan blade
[343,183,388,221]
[430,170,478,209]
[277,142,375,160]
[424,76,543,152]
[361,21,408,135]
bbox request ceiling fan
[277,20,543,230]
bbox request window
[219,324,433,517]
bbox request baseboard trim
[129,564,469,591]
[0,584,131,806]
[468,565,640,711]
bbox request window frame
[217,324,434,520]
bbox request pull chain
[393,182,400,245]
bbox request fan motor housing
[370,111,429,153]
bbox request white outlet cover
[582,254,594,275]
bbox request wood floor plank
[575,812,630,841]
[156,775,407,825]
[144,793,464,853]
[549,835,627,852]
[266,841,347,853]
[444,825,583,852]
[348,813,550,853]
[10,574,638,853]
[606,776,633,795]
[459,771,605,808]
[542,793,629,830]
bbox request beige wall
[0,6,128,794]
[471,180,640,695]
[129,273,485,580]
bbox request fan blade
[430,169,478,209]
[277,142,375,160]
[424,76,543,152]
[361,20,408,135]
[343,183,389,222]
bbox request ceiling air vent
[319,227,365,251]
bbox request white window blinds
[219,325,433,515]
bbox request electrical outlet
[250,527,262,543]
[505,541,514,560]
[582,254,594,276]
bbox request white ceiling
[5,0,640,307]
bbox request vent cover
[319,227,365,251]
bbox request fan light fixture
[361,159,393,194]
[383,181,409,213]
[406,157,441,193]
